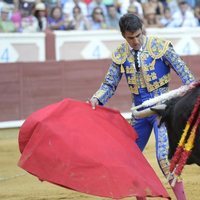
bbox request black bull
[152,85,200,166]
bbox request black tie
[134,50,139,71]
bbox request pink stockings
[171,180,187,200]
[135,181,186,200]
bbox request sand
[0,128,199,200]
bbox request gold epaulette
[147,36,171,59]
[112,42,128,65]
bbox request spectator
[143,0,164,20]
[62,0,88,19]
[159,7,174,27]
[45,0,61,15]
[186,0,196,8]
[20,1,39,32]
[119,0,143,18]
[170,0,198,27]
[0,4,16,32]
[127,4,146,31]
[11,10,21,31]
[167,0,179,14]
[127,4,141,18]
[106,4,120,29]
[34,2,47,31]
[48,6,72,30]
[114,0,123,13]
[71,5,91,30]
[1,1,15,21]
[89,6,107,29]
[3,0,16,11]
[9,0,22,32]
[194,3,200,26]
[88,0,108,17]
[143,6,162,27]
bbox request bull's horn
[150,104,167,116]
[132,104,166,118]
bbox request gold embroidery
[154,81,159,89]
[127,54,134,63]
[120,65,125,73]
[126,66,135,74]
[147,36,170,59]
[145,74,170,92]
[150,59,156,70]
[129,85,139,94]
[94,90,105,98]
[113,37,172,94]
[151,72,157,80]
[112,42,127,65]
[136,73,146,88]
[145,74,151,82]
[127,76,136,84]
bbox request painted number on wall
[0,48,9,62]
[81,40,110,59]
[92,45,101,59]
[0,44,19,63]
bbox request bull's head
[132,104,166,120]
[150,105,168,126]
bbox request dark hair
[73,5,81,14]
[50,6,63,19]
[179,0,187,5]
[119,13,143,35]
[92,7,104,16]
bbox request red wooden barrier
[0,56,199,121]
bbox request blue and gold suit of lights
[93,35,195,179]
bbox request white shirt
[129,46,142,69]
[171,9,198,27]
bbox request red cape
[18,98,170,199]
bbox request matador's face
[123,29,144,51]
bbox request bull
[132,81,200,170]
[151,83,200,166]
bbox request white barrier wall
[1,27,200,63]
[54,30,121,60]
[55,27,200,61]
[0,32,46,63]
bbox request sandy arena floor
[0,128,199,200]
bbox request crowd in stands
[0,0,200,32]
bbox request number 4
[92,45,101,59]
[1,48,9,62]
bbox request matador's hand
[87,97,99,110]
